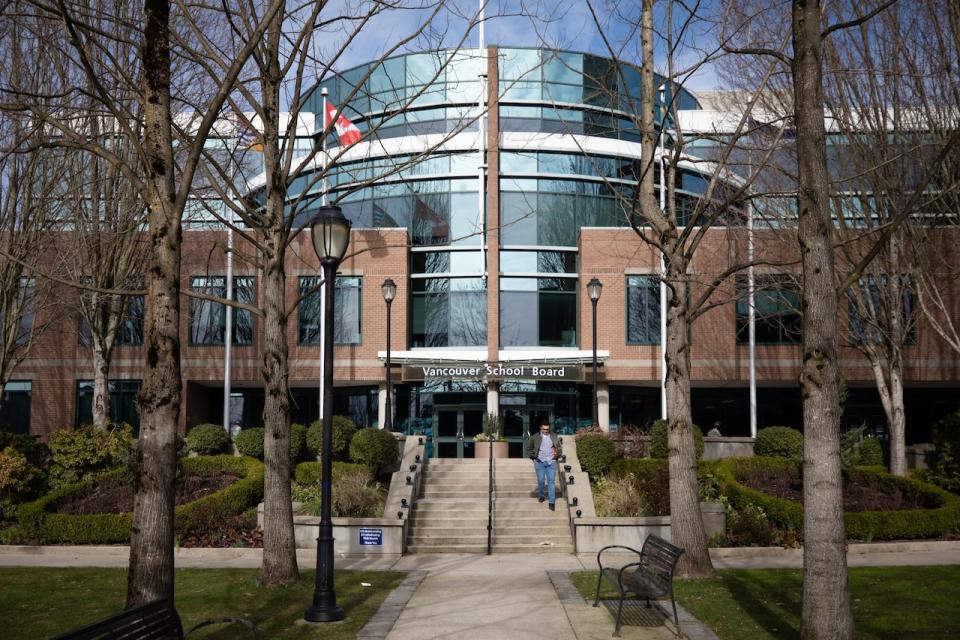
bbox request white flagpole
[748,200,757,437]
[478,0,486,280]
[223,122,236,435]
[658,85,667,421]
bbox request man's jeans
[534,459,557,504]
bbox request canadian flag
[325,102,362,146]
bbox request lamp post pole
[587,278,603,427]
[305,205,350,624]
[381,278,397,432]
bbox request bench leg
[593,573,603,607]
[670,594,681,638]
[613,596,624,638]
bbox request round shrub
[233,428,265,459]
[349,428,399,472]
[48,424,134,488]
[306,416,357,460]
[0,447,46,518]
[185,424,230,455]
[927,409,960,494]
[289,423,307,464]
[0,432,49,468]
[854,438,885,467]
[754,426,804,461]
[575,433,617,477]
[649,420,704,460]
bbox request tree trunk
[92,340,112,430]
[127,0,181,607]
[792,1,854,638]
[664,248,714,578]
[260,228,299,584]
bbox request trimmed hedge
[349,428,399,472]
[306,416,357,461]
[649,419,704,459]
[294,461,370,487]
[754,426,804,461]
[576,433,616,477]
[233,428,265,459]
[185,424,230,455]
[16,456,264,544]
[713,457,960,542]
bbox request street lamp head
[587,277,603,302]
[308,204,351,265]
[381,278,397,303]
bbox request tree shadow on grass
[721,570,802,639]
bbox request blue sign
[359,528,383,546]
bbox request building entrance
[502,404,552,458]
[432,404,485,459]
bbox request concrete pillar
[486,382,499,417]
[377,383,387,430]
[597,383,610,432]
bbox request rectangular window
[411,277,486,347]
[626,276,661,344]
[298,276,362,345]
[500,277,577,348]
[0,381,31,435]
[189,276,254,346]
[848,274,917,345]
[736,275,802,344]
[1,277,37,347]
[80,295,145,347]
[76,379,141,431]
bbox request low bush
[0,447,46,519]
[349,428,399,473]
[185,424,230,455]
[925,410,960,494]
[649,420,704,460]
[854,438,886,467]
[754,426,804,461]
[576,433,617,477]
[233,428,265,459]
[292,462,383,517]
[713,457,960,543]
[48,425,133,489]
[16,456,263,544]
[306,416,357,461]
[0,432,49,467]
[289,423,307,464]
[608,458,670,515]
[593,474,646,517]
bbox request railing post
[486,432,493,555]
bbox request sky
[321,0,726,93]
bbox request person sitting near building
[528,419,562,510]
[707,421,722,437]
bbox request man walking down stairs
[406,458,573,554]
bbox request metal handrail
[486,433,494,555]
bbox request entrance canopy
[376,348,610,366]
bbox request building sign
[402,362,584,382]
[359,528,383,545]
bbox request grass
[0,567,405,639]
[570,566,960,640]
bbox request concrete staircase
[406,458,573,554]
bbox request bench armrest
[185,617,261,639]
[596,544,642,571]
[615,561,642,589]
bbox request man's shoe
[548,503,556,511]
[538,496,545,503]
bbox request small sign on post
[359,528,383,546]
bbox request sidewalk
[3,542,960,639]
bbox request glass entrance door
[502,404,552,458]
[433,405,485,458]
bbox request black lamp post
[587,277,603,427]
[381,278,397,432]
[304,204,351,623]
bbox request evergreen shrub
[575,433,617,477]
[349,428,399,472]
[48,425,133,488]
[649,420,704,459]
[233,428,265,459]
[306,416,357,460]
[185,424,229,455]
[754,426,804,461]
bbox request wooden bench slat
[52,599,257,640]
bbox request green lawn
[570,566,960,640]
[0,567,405,639]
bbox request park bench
[593,534,685,637]
[52,598,261,639]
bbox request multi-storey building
[4,47,958,458]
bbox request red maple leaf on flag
[325,102,361,146]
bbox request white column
[486,382,498,416]
[377,383,388,430]
[597,383,610,432]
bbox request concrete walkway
[3,542,960,639]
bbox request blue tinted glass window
[626,276,661,344]
[500,49,541,81]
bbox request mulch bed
[54,472,239,516]
[738,466,933,512]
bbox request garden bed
[54,472,239,516]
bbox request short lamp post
[304,204,351,624]
[587,278,603,427]
[381,278,397,432]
